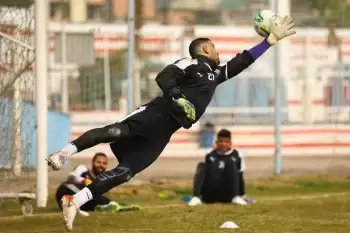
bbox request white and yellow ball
[253,10,280,38]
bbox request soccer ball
[253,10,280,38]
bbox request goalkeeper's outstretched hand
[173,97,196,123]
[267,15,296,46]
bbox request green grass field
[1,175,350,233]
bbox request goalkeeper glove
[173,97,196,123]
[168,87,196,123]
[267,15,296,46]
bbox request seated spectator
[188,129,254,206]
[55,152,121,212]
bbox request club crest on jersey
[218,161,225,169]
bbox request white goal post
[34,0,48,208]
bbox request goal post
[0,0,48,208]
[35,0,48,208]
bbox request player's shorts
[110,105,181,174]
[201,183,234,203]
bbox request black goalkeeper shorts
[110,105,180,174]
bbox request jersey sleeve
[216,50,255,85]
[155,58,196,95]
[204,153,210,164]
[67,165,89,184]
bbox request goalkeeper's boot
[61,195,78,231]
[46,150,69,171]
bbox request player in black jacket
[188,129,251,206]
[47,16,295,231]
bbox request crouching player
[55,152,140,213]
[188,129,254,206]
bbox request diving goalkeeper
[47,16,295,231]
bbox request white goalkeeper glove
[267,15,296,46]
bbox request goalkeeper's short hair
[189,38,210,58]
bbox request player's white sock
[73,187,93,208]
[62,143,78,156]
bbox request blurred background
[2,0,350,196]
[46,0,350,157]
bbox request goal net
[0,1,36,213]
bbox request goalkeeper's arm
[247,15,296,61]
[155,60,196,123]
[155,64,183,97]
[156,58,198,98]
[216,15,296,84]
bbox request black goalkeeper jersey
[147,51,255,128]
[204,148,246,185]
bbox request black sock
[87,165,134,198]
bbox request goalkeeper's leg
[71,122,130,152]
[47,106,151,171]
[47,122,130,170]
[61,164,134,231]
[61,140,164,231]
[61,118,175,231]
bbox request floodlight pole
[270,0,291,175]
[60,0,69,113]
[127,0,135,113]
